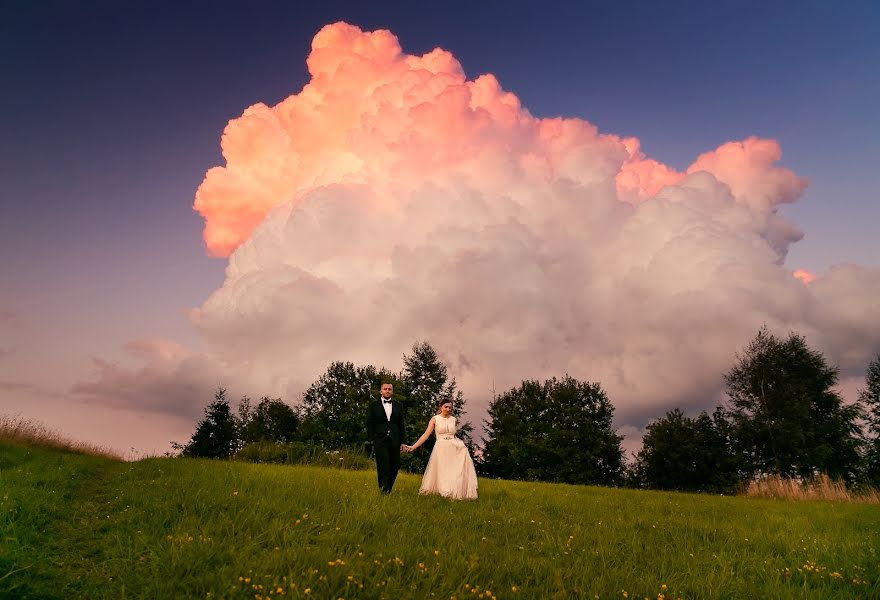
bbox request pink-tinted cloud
[793,269,817,284]
[616,137,686,203]
[71,339,225,418]
[87,23,880,433]
[194,25,807,261]
[687,137,808,211]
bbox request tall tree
[299,361,401,449]
[723,327,863,482]
[858,353,880,484]
[237,396,301,445]
[632,408,740,493]
[482,376,624,485]
[174,388,239,459]
[400,342,473,470]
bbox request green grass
[1,441,877,599]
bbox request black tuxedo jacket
[366,399,405,447]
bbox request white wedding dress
[419,415,478,500]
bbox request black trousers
[374,440,401,493]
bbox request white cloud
[74,23,880,436]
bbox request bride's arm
[406,417,435,451]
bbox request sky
[1,1,879,458]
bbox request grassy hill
[1,440,877,599]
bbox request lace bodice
[434,415,457,438]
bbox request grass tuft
[744,473,880,504]
[0,413,121,460]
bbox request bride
[404,399,478,500]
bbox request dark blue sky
[1,0,878,357]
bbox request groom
[366,381,406,494]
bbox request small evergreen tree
[174,388,238,459]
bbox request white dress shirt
[382,398,393,421]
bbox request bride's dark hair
[435,399,453,414]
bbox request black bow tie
[383,399,392,404]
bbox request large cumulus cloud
[77,22,880,432]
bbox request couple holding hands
[366,382,478,500]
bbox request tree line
[172,342,472,474]
[174,329,880,492]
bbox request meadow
[1,439,877,599]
